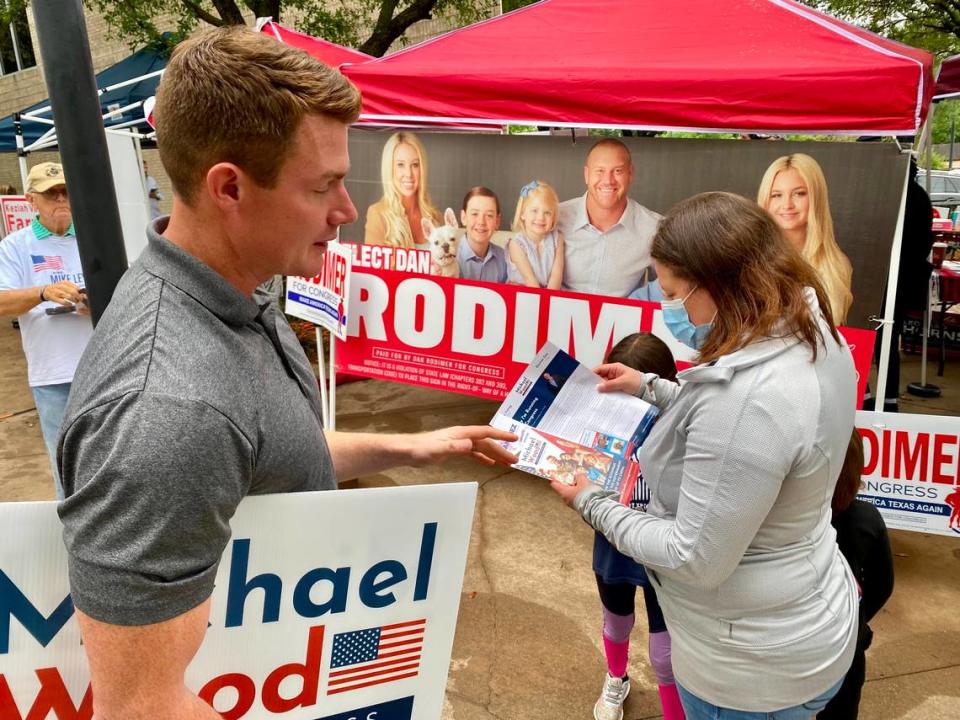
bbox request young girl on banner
[590,332,684,720]
[505,180,565,289]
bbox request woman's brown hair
[832,429,865,513]
[652,192,840,365]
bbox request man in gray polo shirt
[57,27,514,720]
[558,139,662,297]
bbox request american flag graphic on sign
[31,254,64,272]
[326,618,426,696]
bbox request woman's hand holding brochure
[594,362,644,395]
[550,471,592,506]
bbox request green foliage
[296,0,494,55]
[802,1,960,56]
[588,128,626,137]
[0,0,28,26]
[502,0,540,11]
[84,0,498,57]
[781,134,856,142]
[657,131,740,140]
[295,2,366,49]
[932,99,960,144]
[84,0,203,54]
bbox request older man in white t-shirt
[0,162,92,498]
[558,139,662,297]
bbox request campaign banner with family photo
[0,484,477,720]
[325,131,903,405]
[856,411,960,537]
[342,131,910,329]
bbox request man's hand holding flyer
[491,343,658,504]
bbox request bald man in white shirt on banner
[558,139,662,298]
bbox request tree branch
[240,0,273,17]
[210,0,246,25]
[360,0,439,56]
[180,0,227,27]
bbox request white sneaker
[593,673,630,720]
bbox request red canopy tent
[934,54,960,101]
[258,20,500,132]
[259,20,373,66]
[334,0,935,411]
[342,0,933,135]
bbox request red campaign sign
[336,269,875,406]
[0,196,33,237]
[840,325,877,410]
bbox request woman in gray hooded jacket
[552,192,859,719]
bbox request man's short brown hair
[154,26,361,204]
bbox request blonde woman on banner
[758,153,853,324]
[365,131,441,250]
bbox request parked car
[916,169,960,212]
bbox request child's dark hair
[606,333,678,381]
[832,429,864,513]
[462,186,500,214]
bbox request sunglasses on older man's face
[39,187,68,201]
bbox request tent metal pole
[17,68,166,125]
[98,69,164,95]
[925,103,934,193]
[316,327,330,429]
[908,108,943,398]
[22,69,165,121]
[13,113,28,190]
[103,100,147,120]
[329,228,342,429]
[329,332,337,431]
[950,116,955,169]
[22,115,55,126]
[874,157,911,410]
[31,0,128,324]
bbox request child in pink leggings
[592,333,683,720]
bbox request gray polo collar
[141,219,262,327]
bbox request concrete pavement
[1,318,958,718]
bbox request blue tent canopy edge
[0,43,166,153]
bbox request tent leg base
[907,382,942,398]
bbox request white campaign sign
[857,410,960,537]
[0,483,477,720]
[286,242,352,341]
[0,196,34,237]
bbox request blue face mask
[661,285,714,350]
